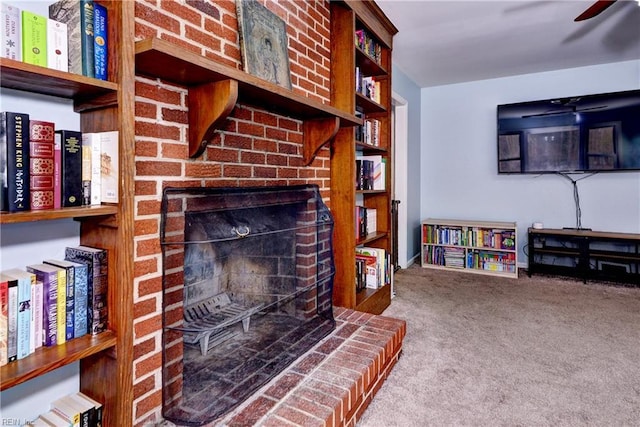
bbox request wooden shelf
[356,141,388,153]
[356,92,386,114]
[0,205,118,224]
[0,58,117,100]
[355,47,387,77]
[0,331,116,390]
[134,38,360,161]
[357,231,387,246]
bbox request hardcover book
[1,3,21,61]
[29,120,56,210]
[31,278,43,352]
[49,0,95,77]
[47,18,68,72]
[52,265,67,345]
[0,273,10,365]
[99,131,118,203]
[56,129,83,207]
[82,132,102,205]
[21,10,47,67]
[1,111,30,212]
[93,2,107,80]
[65,245,107,335]
[25,263,59,347]
[3,268,35,360]
[44,259,80,340]
[81,135,92,205]
[53,127,62,209]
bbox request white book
[100,131,119,203]
[31,279,43,351]
[47,18,68,72]
[82,132,102,205]
[1,3,21,61]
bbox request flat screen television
[497,89,640,174]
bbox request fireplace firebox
[160,185,336,425]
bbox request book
[75,392,103,427]
[26,263,59,347]
[52,264,67,345]
[49,0,95,78]
[47,18,69,72]
[5,274,17,362]
[56,129,83,207]
[81,135,91,205]
[51,395,82,427]
[1,111,30,212]
[93,2,107,80]
[2,268,34,360]
[0,273,9,365]
[99,131,118,203]
[21,10,47,67]
[81,132,102,206]
[1,3,21,61]
[53,125,62,209]
[44,259,77,341]
[29,120,56,210]
[66,393,94,427]
[65,246,107,335]
[39,410,73,427]
[31,277,43,352]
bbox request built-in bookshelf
[421,219,518,278]
[330,1,397,314]
[0,2,134,424]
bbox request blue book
[65,246,107,335]
[93,2,107,80]
[3,269,34,359]
[44,259,79,340]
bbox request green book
[21,10,47,67]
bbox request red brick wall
[132,1,332,424]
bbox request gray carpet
[357,265,640,427]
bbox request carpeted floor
[357,265,640,427]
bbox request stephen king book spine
[1,111,30,212]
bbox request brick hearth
[180,307,406,426]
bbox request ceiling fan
[574,0,618,21]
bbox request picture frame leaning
[236,0,292,90]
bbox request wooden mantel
[134,38,358,162]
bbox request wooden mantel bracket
[302,117,340,166]
[188,79,239,158]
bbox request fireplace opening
[160,185,335,425]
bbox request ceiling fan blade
[574,0,617,22]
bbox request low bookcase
[421,219,518,278]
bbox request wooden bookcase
[0,2,135,425]
[330,1,398,314]
[421,219,519,278]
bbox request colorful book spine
[82,132,101,205]
[3,268,34,360]
[65,245,107,335]
[48,0,95,78]
[93,2,107,80]
[44,259,78,340]
[21,10,47,67]
[99,131,118,203]
[56,129,83,207]
[75,392,103,427]
[81,135,92,206]
[53,126,62,209]
[70,261,88,338]
[26,264,59,347]
[1,3,21,61]
[31,278,43,352]
[29,120,56,210]
[54,266,67,345]
[6,275,18,361]
[0,273,10,365]
[47,18,68,72]
[1,111,30,212]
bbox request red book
[29,120,56,210]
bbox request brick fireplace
[131,1,403,424]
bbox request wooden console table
[528,228,640,285]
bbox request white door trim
[392,91,408,269]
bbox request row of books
[422,225,516,250]
[1,111,119,212]
[423,246,517,273]
[356,246,390,291]
[356,155,386,191]
[355,28,382,64]
[355,69,381,104]
[1,0,108,80]
[355,108,381,147]
[30,391,103,427]
[355,205,377,241]
[0,245,107,367]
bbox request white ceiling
[376,0,640,88]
